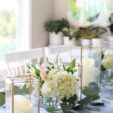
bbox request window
[0,0,31,72]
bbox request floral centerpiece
[41,69,78,111]
[29,59,101,112]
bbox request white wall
[31,0,54,48]
[31,0,67,48]
[54,0,67,19]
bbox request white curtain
[67,0,113,27]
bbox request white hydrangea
[41,70,78,100]
[104,50,113,56]
[102,50,113,71]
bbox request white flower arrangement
[29,59,100,109]
[29,58,100,110]
[41,69,78,100]
[101,50,113,71]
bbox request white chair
[44,45,82,64]
[5,48,44,76]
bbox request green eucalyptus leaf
[91,95,100,101]
[90,102,104,106]
[14,85,33,94]
[22,85,30,94]
[89,82,100,91]
[0,93,5,106]
[78,96,92,106]
[14,85,22,94]
[78,95,100,106]
[82,87,95,96]
[79,82,100,106]
[82,82,100,96]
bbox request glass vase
[100,69,113,100]
[5,75,40,113]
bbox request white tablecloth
[1,103,113,113]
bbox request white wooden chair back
[44,45,82,64]
[5,48,44,76]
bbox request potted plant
[62,27,78,46]
[44,19,69,46]
[77,26,107,47]
[108,13,113,41]
[77,26,94,46]
[91,26,107,47]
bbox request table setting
[0,46,113,113]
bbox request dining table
[0,48,113,113]
[0,106,113,113]
[0,97,113,113]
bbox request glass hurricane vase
[5,75,40,113]
[100,69,113,100]
[40,96,62,113]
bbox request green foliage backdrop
[0,10,16,62]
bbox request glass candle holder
[100,47,113,100]
[81,47,102,87]
[5,75,40,113]
[102,40,113,50]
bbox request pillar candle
[14,95,34,113]
[82,58,95,87]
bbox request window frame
[16,0,32,51]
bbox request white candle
[82,58,95,87]
[14,95,34,113]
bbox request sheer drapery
[67,0,113,27]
